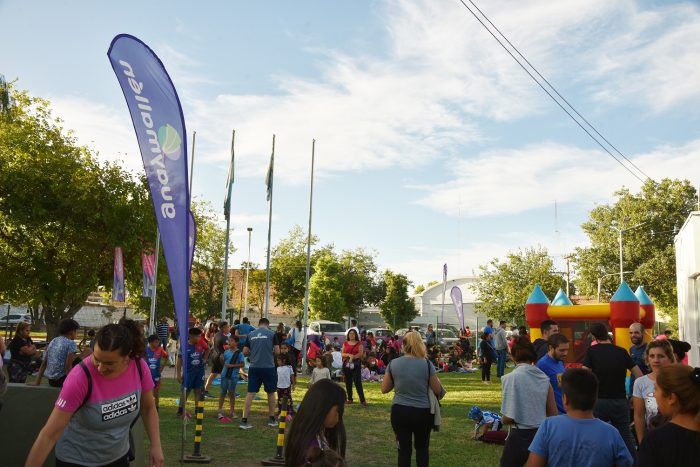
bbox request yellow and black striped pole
[183,396,211,464]
[261,396,288,466]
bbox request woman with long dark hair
[342,329,367,406]
[636,364,700,466]
[285,379,347,466]
[26,318,164,467]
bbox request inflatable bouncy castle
[525,281,655,364]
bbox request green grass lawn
[154,372,505,467]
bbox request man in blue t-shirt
[176,327,209,418]
[239,318,280,430]
[235,316,255,346]
[536,334,569,414]
[527,368,633,467]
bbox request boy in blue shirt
[176,327,209,418]
[217,335,245,423]
[526,368,633,467]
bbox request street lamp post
[610,221,648,282]
[243,227,252,318]
[597,271,631,302]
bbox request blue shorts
[247,367,277,394]
[184,370,204,391]
[220,375,239,395]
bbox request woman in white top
[633,339,675,443]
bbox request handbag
[344,343,359,369]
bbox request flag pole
[148,231,160,334]
[221,130,235,320]
[182,129,196,466]
[301,139,316,375]
[440,264,447,333]
[264,135,275,319]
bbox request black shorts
[211,353,224,374]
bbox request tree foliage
[308,253,346,322]
[573,179,696,321]
[379,271,417,330]
[471,246,563,322]
[308,248,381,322]
[270,225,332,314]
[0,86,153,338]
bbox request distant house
[674,212,700,367]
[411,277,483,330]
[359,276,486,331]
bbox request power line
[456,0,652,184]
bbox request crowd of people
[3,313,699,466]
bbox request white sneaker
[267,419,279,427]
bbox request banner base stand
[261,456,284,466]
[183,454,211,464]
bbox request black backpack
[77,358,143,462]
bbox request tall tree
[574,179,696,323]
[471,246,563,322]
[308,248,382,322]
[308,252,347,322]
[0,86,153,338]
[188,202,233,320]
[379,271,417,330]
[270,225,332,314]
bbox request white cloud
[49,95,143,175]
[416,139,700,218]
[47,0,700,192]
[586,2,700,112]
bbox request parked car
[0,313,32,329]
[366,328,393,339]
[366,328,394,346]
[307,320,347,346]
[436,329,459,348]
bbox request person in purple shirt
[536,334,570,414]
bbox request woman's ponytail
[95,318,145,359]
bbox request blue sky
[2,0,700,289]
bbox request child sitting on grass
[525,368,634,467]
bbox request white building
[674,211,700,367]
[412,277,484,330]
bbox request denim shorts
[220,375,239,395]
[247,367,277,394]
